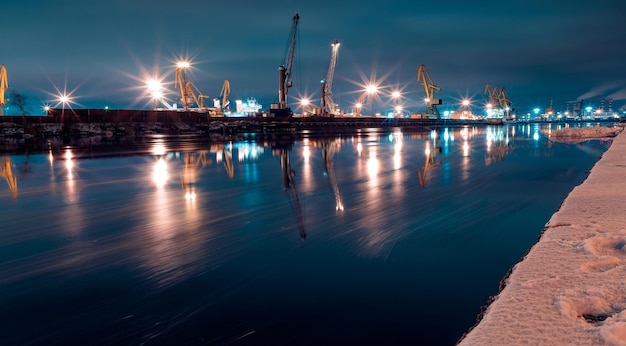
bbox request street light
[460,99,471,118]
[391,91,401,117]
[355,102,362,116]
[365,84,378,116]
[146,78,163,109]
[395,105,403,117]
[300,98,310,116]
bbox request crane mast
[416,64,441,119]
[321,40,340,117]
[275,13,299,117]
[0,65,7,116]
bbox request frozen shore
[459,128,626,345]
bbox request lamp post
[300,98,310,116]
[366,84,377,116]
[461,99,470,118]
[355,102,362,116]
[146,78,162,110]
[392,91,401,117]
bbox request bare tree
[9,91,28,123]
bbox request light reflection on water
[0,122,616,345]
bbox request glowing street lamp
[395,105,403,117]
[391,91,401,117]
[366,84,377,116]
[146,78,163,109]
[175,61,191,109]
[300,98,310,116]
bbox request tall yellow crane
[320,40,340,117]
[417,64,442,119]
[484,84,512,118]
[497,87,512,118]
[175,61,210,110]
[220,80,231,111]
[273,13,299,117]
[484,84,500,107]
[0,65,7,116]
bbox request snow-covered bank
[459,130,626,345]
[547,125,624,144]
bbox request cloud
[577,82,623,100]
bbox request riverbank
[459,129,626,344]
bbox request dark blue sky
[3,0,626,114]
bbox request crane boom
[220,80,231,110]
[321,40,340,116]
[484,83,500,106]
[416,64,441,119]
[277,13,300,114]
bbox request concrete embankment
[459,131,626,345]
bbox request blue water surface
[0,123,614,345]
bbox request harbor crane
[484,84,513,119]
[219,80,231,111]
[175,61,212,111]
[0,65,7,116]
[416,64,442,119]
[320,40,340,117]
[273,13,299,117]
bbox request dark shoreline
[0,114,621,154]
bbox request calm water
[0,123,613,345]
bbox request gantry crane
[320,40,340,117]
[273,13,300,117]
[0,65,7,116]
[416,64,442,119]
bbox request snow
[459,125,626,345]
[546,125,624,144]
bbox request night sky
[3,0,626,115]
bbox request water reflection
[0,122,616,345]
[275,143,306,240]
[418,140,441,187]
[181,151,209,201]
[484,127,512,165]
[321,139,344,212]
[1,157,17,199]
